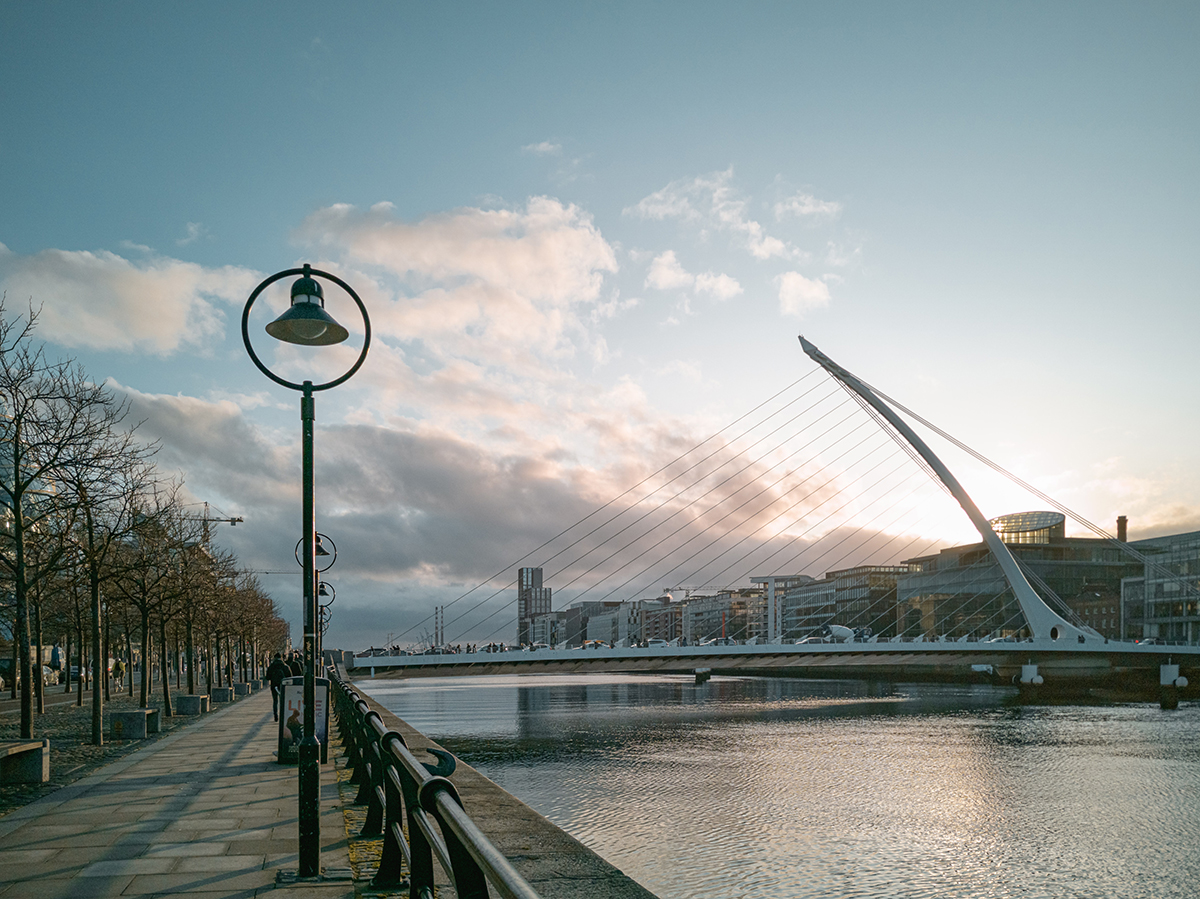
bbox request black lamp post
[241,264,369,877]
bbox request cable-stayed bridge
[369,338,1200,702]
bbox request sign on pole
[278,676,329,764]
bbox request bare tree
[52,395,157,745]
[0,300,126,739]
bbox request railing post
[360,717,386,836]
[420,778,491,899]
[401,746,437,898]
[372,738,409,889]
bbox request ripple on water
[366,676,1200,899]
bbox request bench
[110,709,161,740]
[233,683,251,696]
[0,739,50,784]
[211,687,234,703]
[174,694,209,715]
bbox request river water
[362,674,1200,899]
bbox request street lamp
[241,264,369,878]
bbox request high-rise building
[517,567,552,645]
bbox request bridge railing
[330,670,542,899]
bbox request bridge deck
[352,640,1200,692]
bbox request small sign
[278,676,329,764]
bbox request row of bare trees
[0,298,289,743]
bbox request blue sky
[2,2,1198,650]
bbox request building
[1120,530,1200,644]
[775,566,905,640]
[516,567,552,646]
[750,575,814,642]
[898,512,1144,640]
[528,612,566,647]
[680,589,759,643]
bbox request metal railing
[330,670,543,899]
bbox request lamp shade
[265,269,350,346]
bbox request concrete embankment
[349,681,660,899]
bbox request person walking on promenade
[266,653,288,721]
[287,653,303,677]
[112,658,125,689]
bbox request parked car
[42,665,58,686]
[646,639,669,648]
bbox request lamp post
[241,264,369,877]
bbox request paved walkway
[0,692,355,899]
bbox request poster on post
[278,676,329,764]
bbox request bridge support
[695,668,712,685]
[1160,663,1188,710]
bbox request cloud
[522,141,562,156]
[776,271,831,316]
[176,221,207,246]
[774,192,842,219]
[295,198,618,379]
[625,168,792,261]
[644,250,742,301]
[694,272,742,301]
[645,250,693,291]
[0,242,258,354]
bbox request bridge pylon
[799,336,1095,645]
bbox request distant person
[266,653,288,721]
[112,659,125,688]
[287,654,303,677]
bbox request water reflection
[364,675,1200,899]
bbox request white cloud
[294,198,620,382]
[625,168,793,261]
[776,271,831,316]
[177,221,207,246]
[522,141,562,156]
[0,242,258,354]
[774,192,842,219]
[694,271,742,301]
[644,250,742,301]
[645,250,693,291]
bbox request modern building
[775,566,906,640]
[897,513,1143,640]
[1120,529,1200,644]
[516,567,552,646]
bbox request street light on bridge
[241,264,370,877]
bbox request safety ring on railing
[420,748,457,777]
[418,776,462,815]
[380,729,409,750]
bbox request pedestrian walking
[266,653,288,721]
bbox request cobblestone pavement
[0,690,207,818]
[0,690,358,898]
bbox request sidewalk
[0,692,355,899]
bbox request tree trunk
[159,616,173,717]
[90,566,103,746]
[125,632,134,697]
[33,597,44,716]
[139,609,151,709]
[102,605,111,702]
[186,618,195,695]
[76,618,84,706]
[63,628,72,694]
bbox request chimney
[1117,515,1128,542]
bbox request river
[361,674,1200,899]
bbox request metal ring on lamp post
[241,266,371,391]
[295,533,337,572]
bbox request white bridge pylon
[798,336,1095,644]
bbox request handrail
[329,669,543,899]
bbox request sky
[2,1,1198,651]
